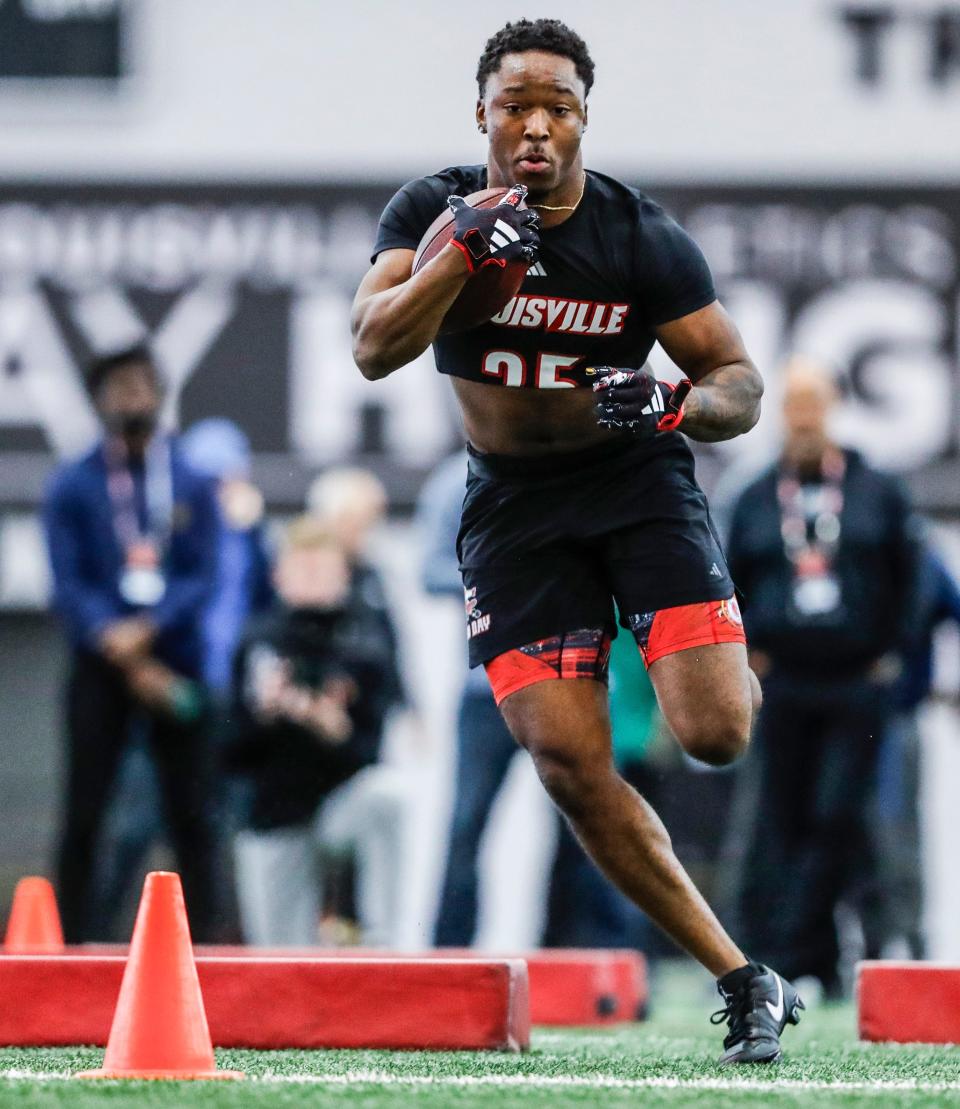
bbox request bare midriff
[452,377,611,455]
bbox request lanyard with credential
[777,449,846,618]
[104,435,174,606]
[777,449,846,565]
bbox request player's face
[478,51,587,197]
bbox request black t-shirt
[372,165,716,391]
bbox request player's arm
[351,246,471,380]
[353,185,538,380]
[593,213,761,442]
[653,301,763,443]
[591,302,762,443]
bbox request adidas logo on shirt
[527,261,548,277]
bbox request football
[412,187,529,334]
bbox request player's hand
[447,185,540,272]
[590,367,693,436]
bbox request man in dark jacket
[42,345,221,941]
[726,358,919,995]
[228,517,405,946]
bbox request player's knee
[674,713,750,767]
[528,745,612,818]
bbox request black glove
[447,184,540,272]
[591,367,693,435]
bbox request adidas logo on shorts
[527,261,548,277]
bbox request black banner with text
[0,181,957,509]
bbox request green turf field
[0,964,956,1107]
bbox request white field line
[3,1068,960,1092]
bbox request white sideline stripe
[4,1069,960,1093]
[1,1072,72,1081]
[257,1074,960,1092]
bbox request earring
[478,124,485,133]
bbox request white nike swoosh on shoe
[766,974,784,1023]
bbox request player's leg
[620,589,759,767]
[496,663,802,1064]
[647,638,758,766]
[604,443,758,765]
[493,666,745,977]
[615,608,804,1061]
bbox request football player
[352,18,802,1064]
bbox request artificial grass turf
[0,967,957,1108]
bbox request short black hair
[85,343,157,397]
[476,19,594,98]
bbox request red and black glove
[591,367,693,435]
[447,184,540,272]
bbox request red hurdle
[858,961,960,1044]
[78,944,648,1026]
[191,946,648,1025]
[0,954,529,1051]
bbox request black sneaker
[711,964,804,1065]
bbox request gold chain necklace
[528,172,586,212]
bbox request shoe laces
[710,985,756,1048]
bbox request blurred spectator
[308,467,387,558]
[308,468,406,712]
[726,356,920,995]
[91,419,275,939]
[228,517,405,946]
[181,418,274,700]
[42,345,221,942]
[419,450,626,948]
[861,545,960,960]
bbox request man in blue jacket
[43,345,221,941]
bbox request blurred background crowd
[2,0,960,1001]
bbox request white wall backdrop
[2,0,960,181]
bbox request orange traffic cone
[4,877,64,953]
[77,871,242,1080]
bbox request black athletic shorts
[457,432,735,668]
